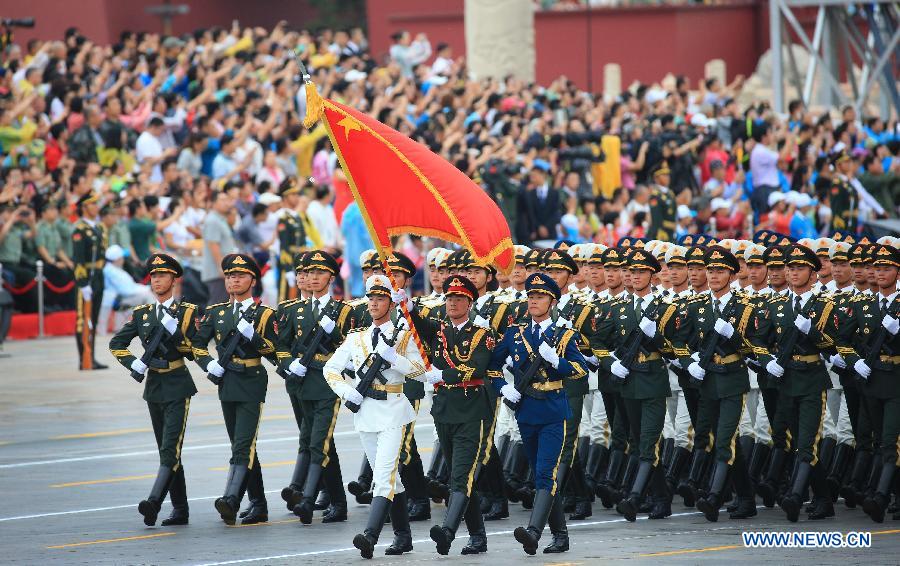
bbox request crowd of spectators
[0,21,898,322]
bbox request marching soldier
[323,275,427,559]
[601,249,679,522]
[109,253,200,526]
[647,163,677,241]
[412,275,495,555]
[276,178,307,302]
[670,246,757,521]
[489,273,587,555]
[837,243,900,522]
[191,254,279,525]
[751,244,837,522]
[277,250,353,525]
[279,250,354,524]
[73,191,107,370]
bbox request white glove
[285,270,296,287]
[882,315,900,336]
[639,317,656,338]
[538,341,560,368]
[557,317,573,329]
[611,359,630,379]
[688,362,706,381]
[765,359,784,378]
[391,288,407,304]
[425,368,444,385]
[500,383,522,403]
[714,318,734,338]
[80,285,92,301]
[345,388,364,406]
[473,315,490,329]
[207,359,225,377]
[288,359,307,377]
[160,312,178,335]
[130,358,148,375]
[376,340,398,365]
[691,351,700,362]
[585,354,599,367]
[505,355,513,369]
[854,359,871,379]
[318,314,336,334]
[829,353,847,369]
[794,314,811,335]
[237,318,255,340]
[671,359,683,369]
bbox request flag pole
[297,60,431,369]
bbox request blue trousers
[518,420,566,494]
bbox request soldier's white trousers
[738,388,772,445]
[662,390,693,450]
[581,389,610,447]
[823,388,855,445]
[358,425,406,500]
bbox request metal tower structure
[769,0,899,116]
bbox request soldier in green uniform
[829,150,858,233]
[191,254,279,525]
[72,191,107,370]
[599,249,679,522]
[409,275,496,555]
[276,178,307,302]
[109,254,200,526]
[647,163,677,241]
[837,243,900,522]
[670,246,756,521]
[279,250,355,524]
[751,244,838,522]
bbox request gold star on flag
[338,116,362,140]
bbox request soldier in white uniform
[324,275,428,559]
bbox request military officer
[276,178,308,302]
[109,254,200,526]
[191,254,278,525]
[490,273,587,555]
[838,243,900,522]
[670,246,756,521]
[408,275,496,555]
[73,191,107,370]
[829,150,858,233]
[751,244,837,522]
[324,275,427,559]
[647,163,677,241]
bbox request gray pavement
[0,336,896,565]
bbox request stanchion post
[36,260,45,338]
[710,217,718,239]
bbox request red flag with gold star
[305,94,514,273]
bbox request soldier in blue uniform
[489,273,587,555]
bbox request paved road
[1,336,896,565]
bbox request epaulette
[769,294,790,303]
[346,327,367,335]
[134,303,153,311]
[206,301,230,311]
[278,298,301,308]
[686,294,708,304]
[179,302,197,309]
[348,297,367,307]
[849,293,869,303]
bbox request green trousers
[770,390,826,465]
[298,397,341,467]
[561,393,584,466]
[865,396,900,465]
[221,400,263,466]
[148,398,191,470]
[435,420,487,495]
[622,397,665,464]
[697,393,745,464]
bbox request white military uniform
[325,319,426,500]
[662,288,694,450]
[738,285,773,445]
[581,289,610,448]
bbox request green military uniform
[829,152,858,232]
[54,215,74,258]
[276,180,306,303]
[836,243,900,522]
[109,254,199,526]
[276,250,355,524]
[416,276,496,555]
[72,192,106,370]
[750,244,837,522]
[35,220,63,261]
[647,164,677,241]
[191,253,278,525]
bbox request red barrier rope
[2,279,75,295]
[43,280,75,293]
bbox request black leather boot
[585,443,608,494]
[321,457,348,523]
[543,496,569,554]
[826,443,852,500]
[240,462,268,525]
[807,463,835,519]
[385,492,413,555]
[567,461,592,520]
[430,491,467,555]
[161,467,189,526]
[862,461,896,523]
[281,451,310,511]
[781,461,812,523]
[481,457,508,520]
[403,456,432,521]
[617,460,652,522]
[514,488,554,555]
[139,466,174,526]
[747,442,771,486]
[215,464,249,525]
[596,449,624,508]
[661,437,675,470]
[677,449,708,507]
[757,448,787,508]
[648,466,671,519]
[617,454,639,504]
[461,491,488,555]
[696,461,729,522]
[292,462,323,524]
[348,458,373,500]
[353,496,391,559]
[729,451,757,519]
[505,441,527,502]
[314,489,330,511]
[665,446,690,495]
[841,450,872,508]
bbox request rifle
[131,305,176,383]
[345,322,405,413]
[278,299,341,379]
[768,300,805,381]
[504,325,566,411]
[475,295,496,322]
[617,298,664,371]
[692,298,737,386]
[208,304,258,385]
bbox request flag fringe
[303,82,324,129]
